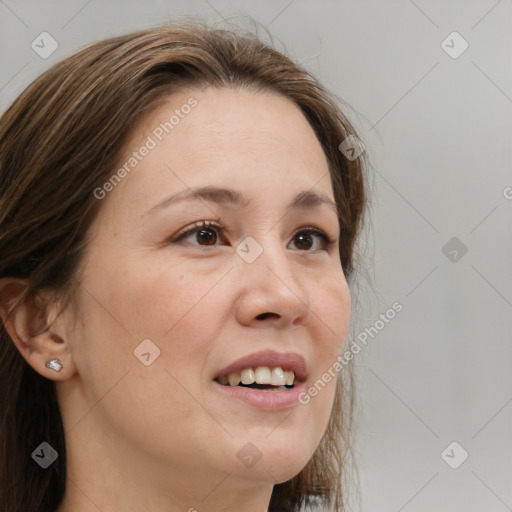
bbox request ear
[0,277,77,380]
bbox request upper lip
[214,350,308,382]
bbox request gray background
[1,1,511,511]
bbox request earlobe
[46,358,64,372]
[0,277,75,380]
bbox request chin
[230,435,319,485]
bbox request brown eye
[172,221,333,252]
[290,228,332,252]
[194,227,218,245]
[173,220,225,246]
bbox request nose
[234,234,311,329]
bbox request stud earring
[46,358,62,372]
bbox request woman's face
[59,86,351,499]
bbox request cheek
[94,256,215,339]
[67,262,226,461]
[69,257,205,389]
[312,267,351,352]
[100,259,227,386]
[305,269,350,420]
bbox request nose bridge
[235,229,310,320]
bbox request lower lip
[213,381,306,410]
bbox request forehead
[101,86,334,220]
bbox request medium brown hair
[0,21,366,512]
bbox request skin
[0,86,351,511]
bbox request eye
[172,220,335,252]
[172,220,226,247]
[290,227,334,252]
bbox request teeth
[271,367,285,386]
[228,372,241,386]
[220,366,296,387]
[255,366,272,384]
[258,386,288,392]
[284,370,295,386]
[240,368,255,385]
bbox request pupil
[198,229,216,245]
[296,233,312,250]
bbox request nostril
[256,312,278,320]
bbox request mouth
[214,366,296,392]
[212,350,308,409]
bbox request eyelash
[172,220,335,252]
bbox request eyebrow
[145,186,338,216]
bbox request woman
[0,22,367,512]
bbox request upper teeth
[219,366,295,386]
